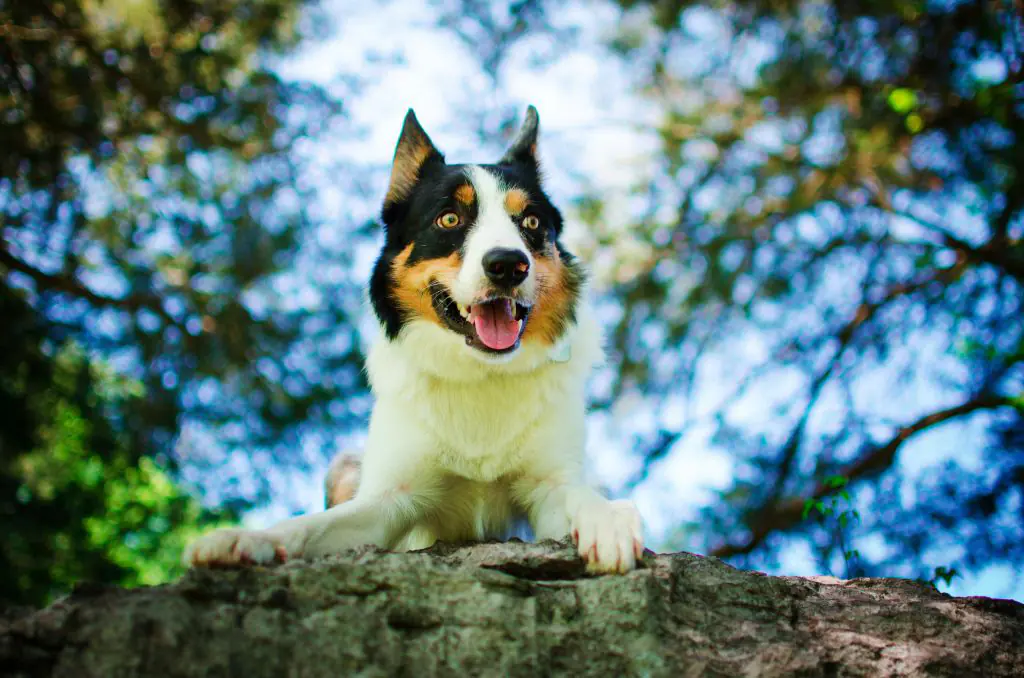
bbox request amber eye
[522,215,540,230]
[436,212,461,229]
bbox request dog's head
[369,106,583,363]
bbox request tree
[580,0,1022,580]
[0,291,231,605]
[1,0,366,602]
[1,0,368,482]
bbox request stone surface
[2,539,1022,677]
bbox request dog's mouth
[430,281,531,354]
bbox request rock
[1,539,1022,677]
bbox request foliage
[1,0,363,603]
[589,0,1024,581]
[802,475,861,578]
[1,0,367,502]
[0,289,232,606]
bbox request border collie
[185,107,645,574]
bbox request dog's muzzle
[430,281,532,354]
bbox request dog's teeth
[458,303,470,320]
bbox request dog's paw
[183,528,292,568]
[571,499,644,574]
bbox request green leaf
[888,88,918,114]
[824,475,848,489]
[931,566,961,587]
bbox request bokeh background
[2,0,1022,607]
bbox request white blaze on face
[453,166,535,302]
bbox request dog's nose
[483,248,530,288]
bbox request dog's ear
[385,109,444,206]
[499,105,540,169]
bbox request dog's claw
[572,499,644,574]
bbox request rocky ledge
[2,539,1022,677]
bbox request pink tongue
[472,300,520,350]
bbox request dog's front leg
[522,480,644,574]
[185,400,439,568]
[183,491,419,567]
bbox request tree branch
[887,207,1024,281]
[709,393,1014,559]
[0,246,177,327]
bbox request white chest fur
[364,313,602,483]
[402,363,569,480]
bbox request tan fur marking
[325,452,361,508]
[455,184,475,205]
[386,144,434,205]
[504,188,530,216]
[391,244,461,328]
[523,245,572,346]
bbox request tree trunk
[2,540,1022,677]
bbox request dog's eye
[522,215,540,230]
[435,212,461,229]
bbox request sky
[242,0,1022,602]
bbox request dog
[184,106,645,574]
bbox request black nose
[483,248,530,288]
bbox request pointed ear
[499,105,540,168]
[385,109,443,206]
